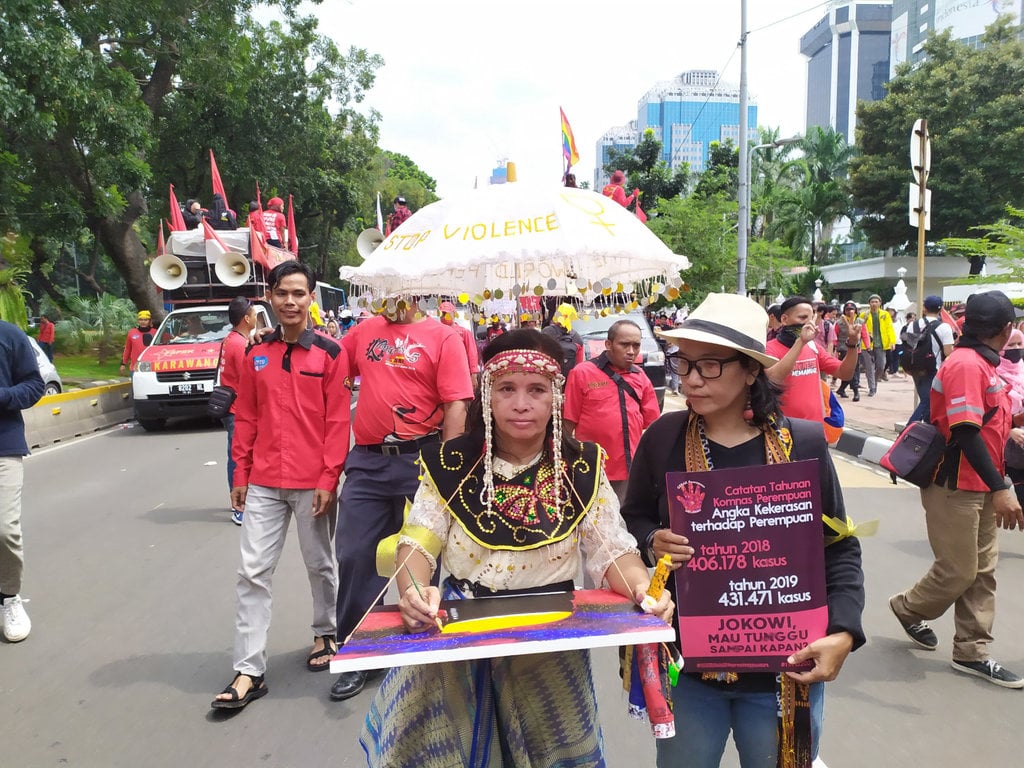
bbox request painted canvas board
[330,589,675,674]
[667,459,828,673]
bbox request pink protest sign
[667,459,827,673]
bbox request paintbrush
[404,564,444,632]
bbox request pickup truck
[131,303,273,431]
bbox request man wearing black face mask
[766,296,861,424]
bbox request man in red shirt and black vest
[211,261,351,711]
[564,319,660,504]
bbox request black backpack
[543,325,581,377]
[901,318,942,376]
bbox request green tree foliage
[850,18,1024,255]
[0,1,383,313]
[647,195,735,305]
[602,128,688,214]
[941,205,1024,280]
[749,127,805,238]
[381,151,437,193]
[0,234,31,328]
[66,293,136,364]
[693,140,739,200]
[762,127,854,266]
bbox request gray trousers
[233,484,338,675]
[0,456,24,595]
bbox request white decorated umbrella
[340,183,689,307]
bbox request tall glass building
[800,1,893,143]
[593,70,757,189]
[890,0,1023,74]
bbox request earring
[743,392,754,423]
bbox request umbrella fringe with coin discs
[340,183,690,323]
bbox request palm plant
[67,294,137,363]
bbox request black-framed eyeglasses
[666,353,744,379]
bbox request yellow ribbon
[822,514,879,546]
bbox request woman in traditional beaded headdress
[621,293,865,768]
[360,329,672,767]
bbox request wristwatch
[645,529,658,565]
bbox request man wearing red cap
[602,170,639,209]
[262,198,286,248]
[564,319,659,503]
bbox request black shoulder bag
[593,352,643,472]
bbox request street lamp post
[737,136,801,298]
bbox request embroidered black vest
[420,433,602,551]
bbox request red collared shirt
[564,359,660,481]
[232,328,351,491]
[931,346,1011,492]
[218,329,249,415]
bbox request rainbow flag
[560,107,580,169]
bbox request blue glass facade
[594,71,757,187]
[640,100,757,173]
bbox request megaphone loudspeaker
[356,228,385,261]
[150,254,188,290]
[215,252,252,287]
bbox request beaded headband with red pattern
[480,347,568,514]
[483,348,563,382]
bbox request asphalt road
[5,420,1024,767]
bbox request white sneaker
[1,595,31,642]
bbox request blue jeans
[222,414,236,492]
[655,675,823,768]
[907,374,933,423]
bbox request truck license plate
[170,383,200,396]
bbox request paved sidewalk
[831,370,916,466]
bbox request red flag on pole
[635,201,647,224]
[168,184,186,231]
[248,184,267,238]
[249,223,270,271]
[157,220,166,256]
[201,218,233,258]
[287,194,298,256]
[210,149,228,209]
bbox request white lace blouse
[399,453,640,591]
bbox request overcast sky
[266,0,831,196]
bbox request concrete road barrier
[24,382,133,449]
